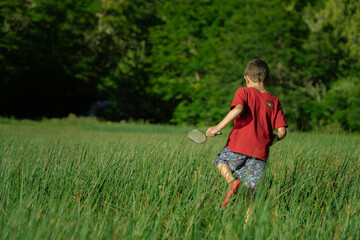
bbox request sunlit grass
[0,118,359,239]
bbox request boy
[206,59,287,208]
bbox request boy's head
[244,59,270,84]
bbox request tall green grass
[0,118,359,239]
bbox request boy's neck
[247,82,267,93]
[244,75,267,92]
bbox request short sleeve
[274,102,288,129]
[230,88,247,110]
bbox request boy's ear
[244,75,251,85]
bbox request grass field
[0,118,359,239]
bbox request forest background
[1,0,359,132]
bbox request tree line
[1,0,359,131]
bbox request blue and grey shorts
[215,146,266,189]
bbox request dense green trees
[148,0,310,125]
[295,0,360,131]
[1,0,100,117]
[0,0,156,119]
[1,0,359,131]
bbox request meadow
[0,117,359,239]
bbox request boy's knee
[216,162,230,171]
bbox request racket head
[187,130,207,144]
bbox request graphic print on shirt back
[266,100,274,119]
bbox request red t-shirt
[226,87,288,161]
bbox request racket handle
[215,132,222,135]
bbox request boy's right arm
[206,104,244,137]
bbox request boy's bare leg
[217,163,242,208]
[217,163,235,184]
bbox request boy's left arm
[270,127,287,145]
[206,105,244,137]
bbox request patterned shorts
[215,146,266,189]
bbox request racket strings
[187,130,207,144]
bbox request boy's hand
[269,134,279,146]
[269,127,287,146]
[206,126,220,137]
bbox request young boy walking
[206,59,287,208]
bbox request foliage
[148,0,308,125]
[0,0,99,117]
[323,77,360,131]
[0,0,359,131]
[299,0,360,131]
